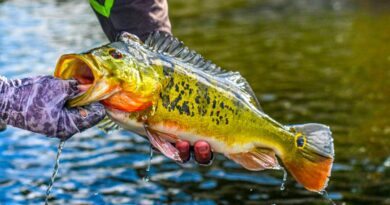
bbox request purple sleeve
[91,0,172,42]
[0,76,106,139]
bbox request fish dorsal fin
[142,31,262,110]
[97,116,121,133]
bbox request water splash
[319,190,336,205]
[143,145,153,182]
[45,140,65,205]
[280,168,287,191]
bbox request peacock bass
[54,32,334,192]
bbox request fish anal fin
[228,148,280,171]
[144,125,182,163]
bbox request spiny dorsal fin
[143,31,262,110]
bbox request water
[319,190,336,205]
[143,145,154,182]
[0,0,389,204]
[279,168,287,191]
[45,140,65,205]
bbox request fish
[54,31,335,192]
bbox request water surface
[0,0,389,204]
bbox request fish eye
[109,49,123,59]
[295,133,306,148]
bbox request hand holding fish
[174,140,213,165]
[0,75,106,139]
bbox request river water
[0,0,389,204]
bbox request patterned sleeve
[0,76,105,139]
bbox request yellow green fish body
[143,60,291,156]
[55,32,334,192]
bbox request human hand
[0,75,106,139]
[175,140,213,165]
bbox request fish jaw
[69,78,121,107]
[55,54,121,107]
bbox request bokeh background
[0,0,389,204]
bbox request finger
[66,102,106,132]
[79,108,88,118]
[194,140,212,165]
[175,140,190,162]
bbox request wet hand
[176,140,213,165]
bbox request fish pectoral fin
[97,116,121,133]
[144,125,183,163]
[227,148,280,171]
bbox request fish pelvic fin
[283,123,334,192]
[143,125,183,163]
[227,148,281,171]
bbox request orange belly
[102,91,152,112]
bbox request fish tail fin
[282,123,334,192]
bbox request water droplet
[45,140,65,205]
[280,168,287,191]
[318,190,336,205]
[143,145,153,182]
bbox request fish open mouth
[55,54,120,107]
[55,54,95,88]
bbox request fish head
[55,33,160,112]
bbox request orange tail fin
[282,123,334,192]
